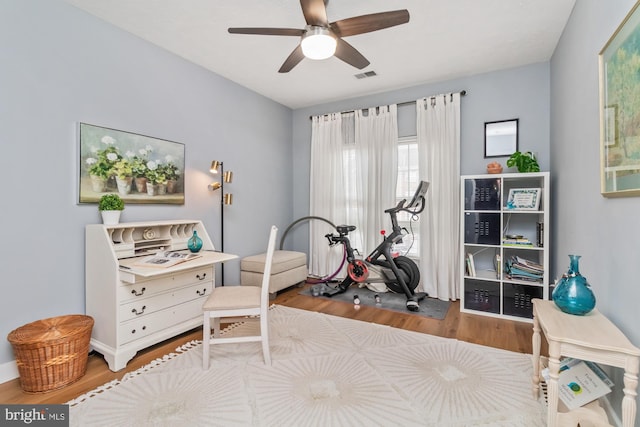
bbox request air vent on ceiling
[354,71,377,79]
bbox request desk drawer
[119,281,212,322]
[118,297,206,345]
[118,266,213,302]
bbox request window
[395,136,421,258]
[338,135,421,259]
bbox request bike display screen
[407,181,429,208]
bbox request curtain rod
[309,89,467,120]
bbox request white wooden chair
[202,225,277,369]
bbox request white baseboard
[0,360,19,385]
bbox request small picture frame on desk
[506,188,541,210]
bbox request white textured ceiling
[64,0,575,109]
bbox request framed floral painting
[78,123,185,204]
[600,1,640,197]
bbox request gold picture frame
[599,1,640,197]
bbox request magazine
[505,255,544,282]
[135,250,202,268]
[541,358,614,410]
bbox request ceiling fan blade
[279,45,305,73]
[331,10,410,37]
[334,38,369,69]
[228,28,304,36]
[300,0,328,26]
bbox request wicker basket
[7,314,94,393]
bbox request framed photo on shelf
[506,188,541,210]
[599,1,640,197]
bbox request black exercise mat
[300,283,450,320]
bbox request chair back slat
[260,225,278,304]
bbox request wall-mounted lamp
[209,160,233,284]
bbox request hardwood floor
[0,283,546,405]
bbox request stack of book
[505,255,543,282]
[465,253,477,277]
[502,235,534,246]
[536,222,544,247]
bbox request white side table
[532,299,640,427]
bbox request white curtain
[416,93,461,300]
[309,105,398,277]
[309,113,349,276]
[354,105,398,252]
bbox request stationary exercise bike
[322,181,430,312]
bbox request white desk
[86,220,237,371]
[532,299,640,427]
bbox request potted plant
[160,158,180,193]
[112,159,133,196]
[506,151,540,173]
[85,145,120,192]
[98,193,124,225]
[144,161,167,196]
[131,151,150,193]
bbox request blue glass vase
[187,230,203,253]
[552,255,596,315]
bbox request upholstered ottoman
[241,250,307,296]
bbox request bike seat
[337,225,356,235]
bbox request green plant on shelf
[506,151,540,173]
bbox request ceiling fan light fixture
[301,27,336,60]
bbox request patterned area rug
[68,306,546,426]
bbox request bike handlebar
[384,196,426,216]
[385,199,406,213]
[325,194,426,241]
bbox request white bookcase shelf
[460,172,550,321]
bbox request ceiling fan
[228,0,410,73]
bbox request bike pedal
[406,300,420,311]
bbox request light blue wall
[551,0,640,420]
[0,1,292,366]
[5,3,638,420]
[289,63,551,253]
